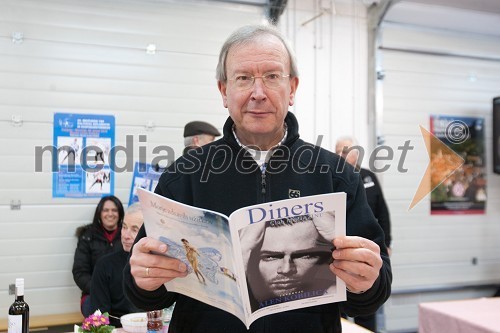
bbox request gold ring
[146,267,150,277]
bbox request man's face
[121,211,143,252]
[336,140,359,167]
[251,222,331,302]
[195,134,215,147]
[218,35,298,148]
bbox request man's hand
[239,222,266,273]
[312,211,336,244]
[330,236,382,294]
[130,237,188,291]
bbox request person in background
[183,121,221,154]
[335,136,392,253]
[124,24,391,333]
[73,195,124,317]
[90,203,144,326]
[336,136,392,332]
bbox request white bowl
[120,312,147,333]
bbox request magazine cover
[137,188,245,323]
[229,193,347,324]
[137,188,347,328]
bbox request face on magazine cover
[247,220,333,309]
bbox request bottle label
[8,315,22,333]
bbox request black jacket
[360,168,392,248]
[73,224,122,295]
[124,112,392,333]
[90,250,141,326]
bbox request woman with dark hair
[72,195,124,316]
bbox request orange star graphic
[409,126,465,210]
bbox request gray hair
[126,202,142,215]
[216,24,299,82]
[184,136,195,147]
[184,134,213,147]
[335,136,359,153]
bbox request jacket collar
[222,111,300,150]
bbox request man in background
[90,203,144,326]
[336,136,392,332]
[183,121,221,154]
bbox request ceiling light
[146,44,156,55]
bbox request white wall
[379,3,500,332]
[0,0,370,321]
[7,1,499,331]
[0,0,263,319]
[281,0,371,151]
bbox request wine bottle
[8,278,29,333]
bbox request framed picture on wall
[430,115,486,215]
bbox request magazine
[137,188,347,329]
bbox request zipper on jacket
[260,163,267,201]
[261,173,266,196]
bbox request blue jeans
[81,295,93,317]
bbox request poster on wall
[430,115,486,214]
[53,113,115,198]
[128,162,164,205]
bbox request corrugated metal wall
[379,18,500,333]
[0,0,371,321]
[0,0,262,318]
[3,0,498,330]
[282,0,371,151]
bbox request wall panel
[380,13,500,333]
[0,0,372,323]
[0,0,262,319]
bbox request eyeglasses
[229,72,291,90]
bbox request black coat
[90,250,141,326]
[72,224,122,295]
[359,168,392,248]
[124,113,392,333]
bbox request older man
[90,203,143,326]
[335,136,392,254]
[124,24,391,332]
[183,121,221,154]
[336,136,393,332]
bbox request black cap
[183,121,221,137]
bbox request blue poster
[53,113,115,198]
[128,162,164,205]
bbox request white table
[112,318,370,332]
[341,318,372,332]
[419,297,500,333]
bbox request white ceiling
[407,0,500,14]
[206,0,500,37]
[384,0,500,37]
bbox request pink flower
[78,310,114,333]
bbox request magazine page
[137,188,245,324]
[229,193,347,328]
